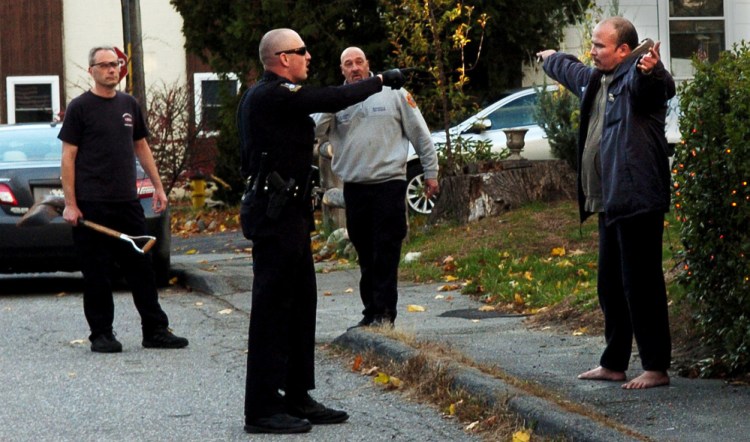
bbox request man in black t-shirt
[59,46,188,353]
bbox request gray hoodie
[313,82,438,184]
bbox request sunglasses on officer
[274,46,307,56]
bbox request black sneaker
[244,413,312,434]
[91,333,123,353]
[285,393,349,425]
[142,329,188,349]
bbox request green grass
[402,200,684,314]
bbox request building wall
[62,0,187,104]
[523,0,746,87]
[0,0,64,123]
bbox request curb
[333,328,641,442]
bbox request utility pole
[121,0,147,115]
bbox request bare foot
[622,371,670,389]
[577,366,626,381]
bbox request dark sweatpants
[344,180,408,323]
[597,212,672,372]
[73,199,169,339]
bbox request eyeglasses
[274,46,307,56]
[90,60,124,69]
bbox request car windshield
[0,127,62,162]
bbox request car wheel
[406,162,437,215]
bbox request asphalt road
[0,235,479,442]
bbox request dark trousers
[245,213,317,420]
[597,212,671,372]
[344,180,408,323]
[72,200,168,339]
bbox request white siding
[731,1,750,42]
[62,0,186,103]
[524,0,745,85]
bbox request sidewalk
[173,253,750,442]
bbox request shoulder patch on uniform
[281,82,302,92]
[405,93,418,109]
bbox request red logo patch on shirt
[405,93,418,109]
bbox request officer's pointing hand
[380,69,406,89]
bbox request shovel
[17,195,157,254]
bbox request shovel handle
[79,219,124,239]
[142,238,157,253]
[78,218,156,254]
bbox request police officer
[237,28,407,434]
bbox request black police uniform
[237,71,382,421]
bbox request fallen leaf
[186,249,198,255]
[471,319,480,323]
[407,304,425,312]
[444,275,459,282]
[438,284,460,291]
[448,403,457,415]
[69,339,86,345]
[218,308,233,315]
[373,372,390,384]
[569,249,586,256]
[465,421,480,431]
[56,292,67,297]
[514,293,525,305]
[195,302,204,306]
[169,276,179,285]
[434,294,445,299]
[478,305,495,312]
[345,288,354,293]
[323,291,332,296]
[352,355,363,372]
[573,327,588,336]
[551,247,566,257]
[512,429,532,442]
[362,366,379,376]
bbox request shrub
[534,85,579,171]
[673,42,750,376]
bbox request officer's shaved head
[259,28,302,68]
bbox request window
[6,76,60,124]
[668,0,725,79]
[193,73,239,134]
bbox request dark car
[0,123,171,285]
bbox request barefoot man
[537,17,674,389]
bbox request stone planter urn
[502,128,531,169]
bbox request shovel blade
[16,195,66,227]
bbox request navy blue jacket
[543,52,676,225]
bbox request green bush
[434,136,502,176]
[534,85,579,171]
[673,42,750,376]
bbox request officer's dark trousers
[73,200,169,339]
[245,213,317,420]
[597,212,671,372]
[344,180,408,323]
